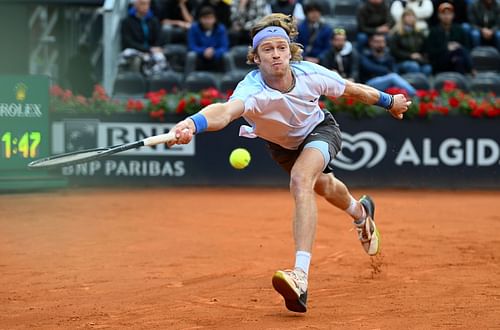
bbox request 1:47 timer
[1,131,41,159]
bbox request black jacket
[320,41,359,82]
[121,8,163,52]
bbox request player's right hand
[167,120,195,147]
[389,94,411,120]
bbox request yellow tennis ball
[229,148,251,169]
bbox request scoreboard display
[0,75,50,171]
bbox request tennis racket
[28,131,177,169]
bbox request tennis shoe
[354,195,380,256]
[272,268,308,313]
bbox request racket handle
[143,132,177,146]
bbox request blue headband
[252,26,290,49]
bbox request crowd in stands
[115,0,500,96]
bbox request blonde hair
[246,13,303,64]
[392,8,420,35]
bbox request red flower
[385,87,407,97]
[416,90,428,98]
[149,108,165,119]
[418,102,431,117]
[448,97,460,108]
[202,87,220,99]
[149,94,161,106]
[126,98,136,111]
[437,106,449,115]
[176,99,186,114]
[94,84,106,96]
[319,101,326,109]
[200,97,212,107]
[75,95,87,105]
[442,80,456,93]
[135,100,144,111]
[62,89,73,101]
[50,85,64,97]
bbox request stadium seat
[164,44,188,73]
[228,45,256,76]
[471,46,500,72]
[401,72,432,90]
[113,71,147,98]
[470,72,500,94]
[332,0,359,16]
[184,51,233,76]
[184,71,219,92]
[323,15,358,41]
[433,72,470,92]
[219,72,244,93]
[148,71,183,92]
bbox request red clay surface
[1,188,500,329]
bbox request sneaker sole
[272,271,307,313]
[369,225,381,256]
[360,195,381,256]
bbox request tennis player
[168,13,410,313]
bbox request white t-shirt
[230,61,346,150]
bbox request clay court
[1,188,499,329]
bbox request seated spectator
[156,0,195,44]
[195,0,232,30]
[320,28,359,82]
[390,8,432,75]
[356,0,394,51]
[230,0,271,46]
[360,33,417,96]
[187,6,229,72]
[297,2,332,64]
[390,0,433,35]
[426,2,473,74]
[270,0,305,23]
[468,0,500,50]
[121,0,168,76]
[430,0,468,26]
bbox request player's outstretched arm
[342,80,411,120]
[168,99,245,146]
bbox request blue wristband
[189,113,208,134]
[376,91,394,110]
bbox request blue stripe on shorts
[304,140,330,171]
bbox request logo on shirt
[332,131,387,171]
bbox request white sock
[294,251,311,275]
[345,196,366,224]
[344,196,358,217]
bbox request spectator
[360,33,417,96]
[230,0,271,46]
[320,28,359,82]
[187,6,229,72]
[270,0,305,23]
[390,8,432,75]
[468,0,500,50]
[356,0,394,50]
[195,0,232,29]
[121,0,168,76]
[297,2,332,64]
[390,0,434,35]
[156,0,195,43]
[426,2,473,74]
[430,0,468,25]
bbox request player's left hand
[389,94,411,120]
